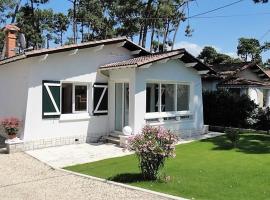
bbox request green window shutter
[42,80,61,119]
[93,83,108,116]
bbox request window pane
[75,85,87,111]
[162,84,175,112]
[177,85,189,111]
[146,83,159,112]
[61,83,72,114]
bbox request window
[177,85,189,111]
[75,85,87,111]
[61,83,88,114]
[162,84,175,112]
[146,82,190,113]
[146,83,159,112]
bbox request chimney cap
[2,24,20,32]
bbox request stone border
[58,168,189,200]
[209,125,268,134]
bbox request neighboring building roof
[99,49,210,72]
[0,37,149,66]
[218,77,270,88]
[203,62,270,81]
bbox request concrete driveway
[0,152,171,200]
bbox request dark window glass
[75,85,87,111]
[61,83,72,114]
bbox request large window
[61,83,88,114]
[146,83,190,113]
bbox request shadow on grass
[108,173,145,183]
[201,134,270,154]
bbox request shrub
[225,129,240,148]
[127,125,178,180]
[0,117,21,136]
[253,107,270,134]
[203,90,257,128]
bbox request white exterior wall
[108,60,204,135]
[0,59,30,138]
[0,44,134,142]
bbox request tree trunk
[60,31,63,46]
[11,0,21,23]
[150,23,155,53]
[162,19,170,52]
[73,0,77,44]
[142,0,154,48]
[138,25,143,46]
[171,21,181,50]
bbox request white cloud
[174,41,239,58]
[174,41,203,57]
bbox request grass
[65,133,270,200]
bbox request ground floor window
[146,82,190,113]
[61,83,88,114]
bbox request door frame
[114,82,129,132]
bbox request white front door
[115,83,129,132]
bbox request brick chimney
[3,24,20,58]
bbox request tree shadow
[108,173,145,183]
[201,134,270,154]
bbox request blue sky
[41,0,270,61]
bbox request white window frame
[60,82,89,115]
[145,81,192,120]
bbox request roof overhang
[0,37,149,66]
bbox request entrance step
[103,135,120,146]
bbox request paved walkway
[27,132,223,168]
[27,143,133,168]
[0,152,172,200]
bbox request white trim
[197,70,209,75]
[185,62,197,68]
[116,41,126,47]
[130,50,141,55]
[44,82,61,116]
[93,44,104,52]
[69,48,79,55]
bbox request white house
[202,62,270,107]
[0,25,210,152]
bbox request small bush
[225,129,240,148]
[127,125,178,180]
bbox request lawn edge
[58,168,189,200]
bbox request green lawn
[65,133,270,200]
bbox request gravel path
[0,152,170,200]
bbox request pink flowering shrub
[0,117,21,135]
[127,125,178,180]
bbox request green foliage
[53,13,69,45]
[225,129,240,147]
[237,38,270,64]
[198,46,241,65]
[127,125,178,180]
[253,107,270,133]
[203,90,257,128]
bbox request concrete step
[104,135,120,145]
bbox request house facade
[202,62,270,108]
[0,26,210,151]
